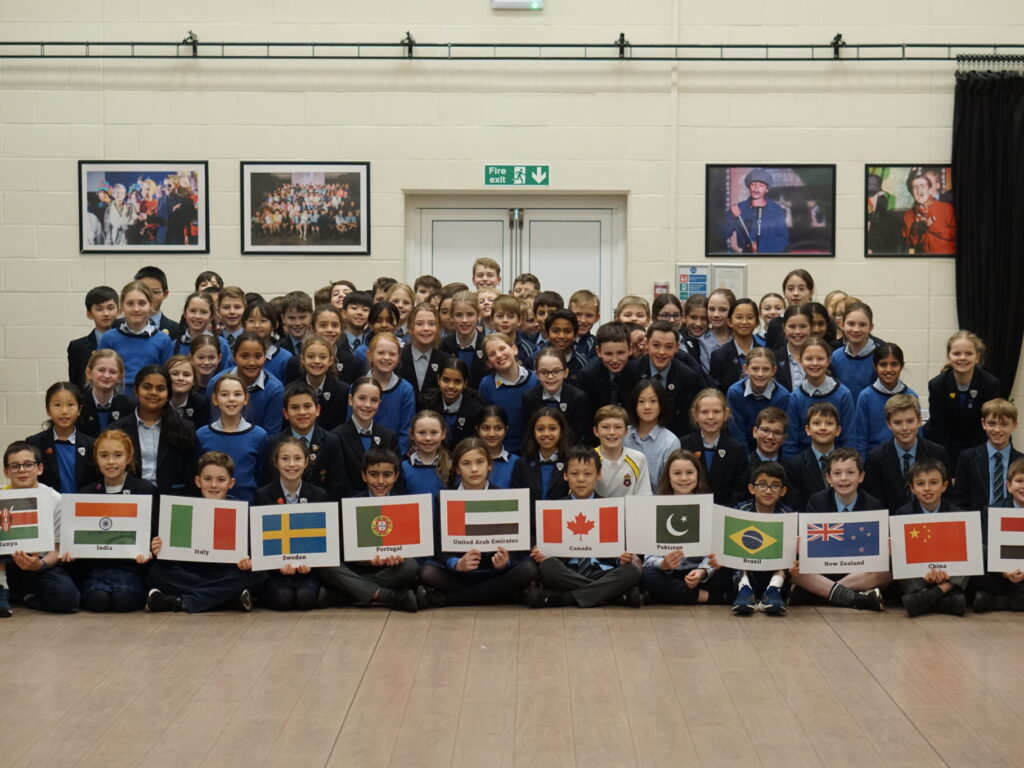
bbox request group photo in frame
[865,164,956,256]
[78,160,209,253]
[240,161,370,255]
[705,164,836,257]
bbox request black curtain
[952,68,1024,393]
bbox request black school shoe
[386,589,419,613]
[901,586,942,618]
[146,588,183,613]
[526,585,567,608]
[852,588,885,612]
[234,589,254,612]
[935,591,966,616]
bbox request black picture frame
[78,160,209,254]
[865,164,955,257]
[705,164,836,258]
[240,161,370,255]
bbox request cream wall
[2,0,1023,446]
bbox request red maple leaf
[566,512,595,539]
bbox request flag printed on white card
[984,507,1024,572]
[0,490,55,554]
[60,494,152,559]
[341,494,435,561]
[440,488,531,552]
[796,509,889,575]
[889,511,984,580]
[157,496,249,564]
[250,502,341,571]
[624,494,713,556]
[536,498,625,559]
[712,505,798,572]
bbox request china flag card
[889,511,983,579]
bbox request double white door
[407,196,625,315]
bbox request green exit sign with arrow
[484,165,550,186]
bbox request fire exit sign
[484,165,550,186]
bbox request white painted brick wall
[1,1,1022,448]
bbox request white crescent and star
[666,513,689,538]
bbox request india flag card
[0,490,55,554]
[250,503,341,571]
[60,494,152,559]
[157,496,249,564]
[341,494,435,561]
[439,488,531,552]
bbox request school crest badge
[476,350,484,359]
[431,363,438,372]
[623,475,632,487]
[970,389,978,399]
[718,449,726,458]
[373,436,381,445]
[668,383,675,391]
[457,417,466,428]
[78,446,86,457]
[559,402,567,412]
[323,391,331,401]
[556,462,565,472]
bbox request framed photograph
[705,164,836,257]
[865,164,955,257]
[240,161,370,255]
[78,161,209,253]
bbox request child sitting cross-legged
[895,458,968,617]
[730,461,793,616]
[527,446,643,608]
[973,457,1024,613]
[788,448,888,612]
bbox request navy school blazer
[25,430,99,493]
[417,387,485,449]
[951,442,1023,513]
[804,488,883,513]
[108,414,198,494]
[519,382,594,447]
[265,426,345,500]
[330,419,405,495]
[678,432,749,507]
[862,438,950,514]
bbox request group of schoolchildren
[1,261,1020,621]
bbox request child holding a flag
[973,456,1024,612]
[316,448,420,612]
[418,438,538,608]
[789,448,888,612]
[145,451,265,613]
[730,461,794,615]
[253,436,328,612]
[1,441,75,615]
[71,429,158,612]
[528,445,643,608]
[895,458,969,616]
[641,449,723,606]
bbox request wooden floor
[2,605,1024,768]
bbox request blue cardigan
[207,369,285,436]
[726,378,791,450]
[783,380,857,458]
[401,460,446,497]
[851,381,918,456]
[99,326,173,387]
[196,422,268,502]
[374,376,416,456]
[830,346,877,401]
[478,369,539,454]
